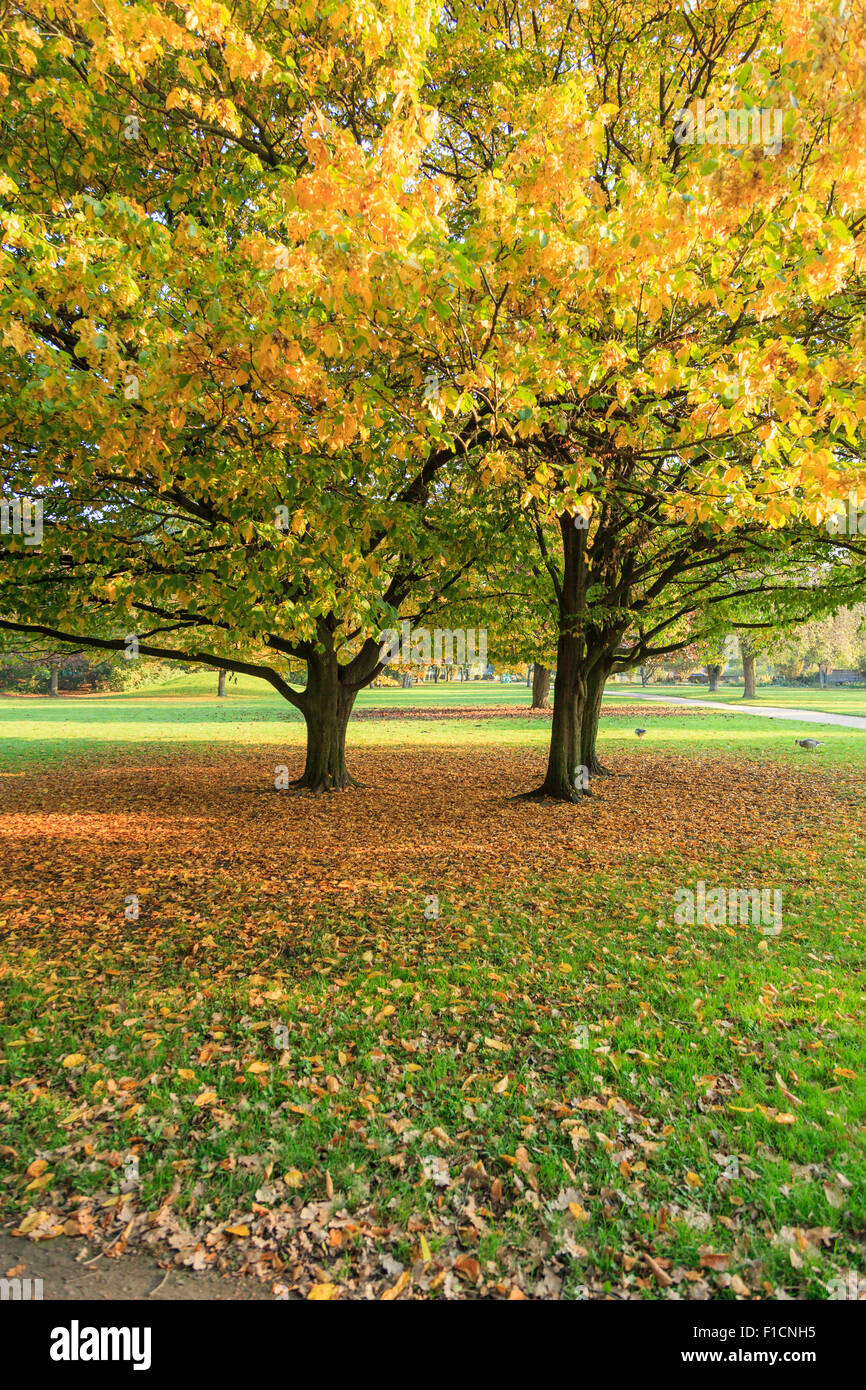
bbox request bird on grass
[635,728,647,737]
[794,738,825,749]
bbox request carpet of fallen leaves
[352,703,701,720]
[0,748,840,900]
[1,747,862,1300]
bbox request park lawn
[1,681,864,776]
[0,695,864,1300]
[8,665,866,717]
[609,682,866,719]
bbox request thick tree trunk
[217,668,227,697]
[49,662,59,696]
[707,664,722,693]
[742,651,756,699]
[531,663,551,709]
[294,647,359,792]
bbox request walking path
[604,692,866,729]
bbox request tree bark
[217,668,227,697]
[582,658,613,776]
[742,651,756,699]
[49,661,59,696]
[294,645,359,792]
[531,663,551,709]
[707,664,722,693]
[525,518,589,801]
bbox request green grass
[1,681,864,1299]
[2,680,864,775]
[609,681,866,718]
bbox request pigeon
[635,728,647,737]
[795,738,824,749]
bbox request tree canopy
[3,0,866,797]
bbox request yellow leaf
[685,1171,702,1188]
[61,1053,86,1068]
[25,1173,54,1191]
[247,1060,269,1074]
[13,1210,51,1236]
[381,1269,411,1300]
[308,1283,337,1300]
[283,1169,303,1188]
[26,1158,49,1178]
[775,1113,797,1125]
[225,1224,249,1238]
[419,1233,431,1262]
[193,1090,218,1108]
[177,1068,196,1081]
[568,1202,589,1222]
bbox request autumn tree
[772,605,866,685]
[5,0,866,808]
[397,0,866,797]
[0,0,503,790]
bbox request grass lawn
[0,683,864,1300]
[608,681,866,719]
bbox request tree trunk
[582,659,613,776]
[819,662,828,689]
[49,662,59,696]
[294,647,359,792]
[742,651,756,699]
[525,518,589,801]
[707,664,722,693]
[217,668,227,697]
[526,667,532,687]
[531,663,551,709]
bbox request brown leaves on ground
[0,747,853,1299]
[0,750,842,947]
[352,702,701,721]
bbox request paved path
[604,692,866,729]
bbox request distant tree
[773,608,866,686]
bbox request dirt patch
[0,1230,273,1300]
